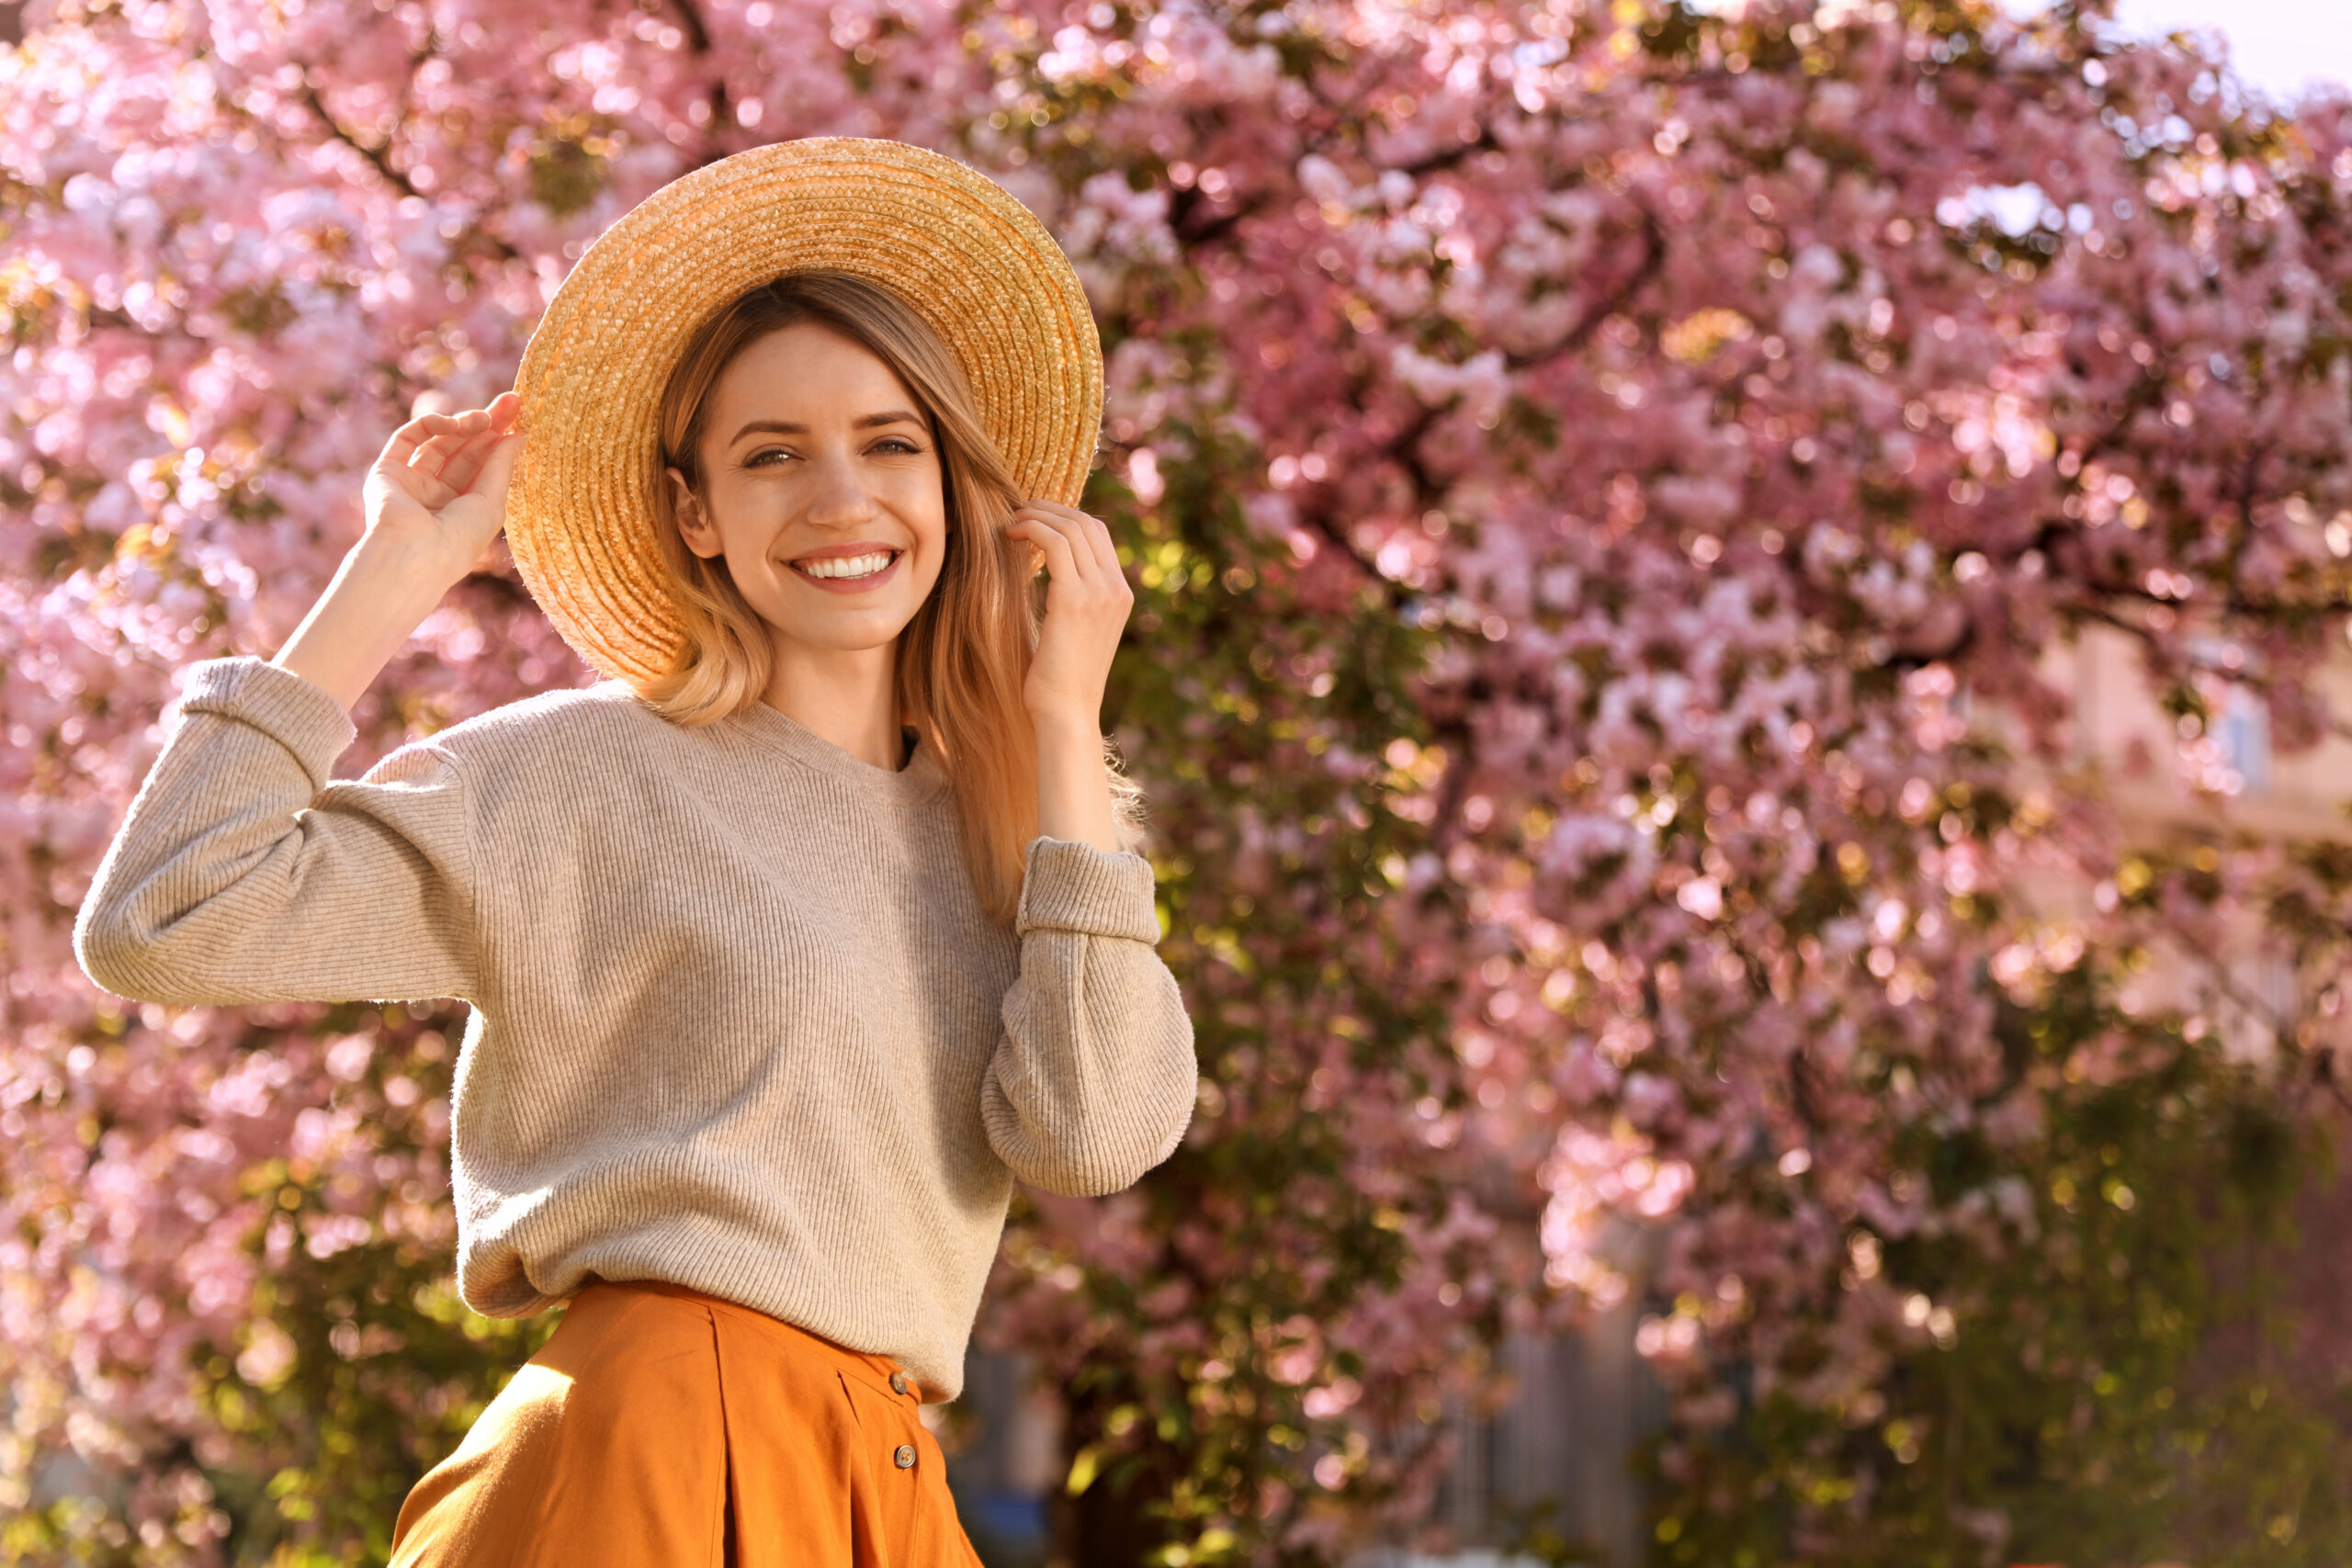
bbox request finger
[469,429,524,514]
[384,411,485,478]
[412,412,497,478]
[437,404,522,494]
[1022,502,1122,581]
[1019,499,1100,535]
[1004,529,1047,580]
[1006,512,1086,592]
[414,416,507,484]
[1006,515,1079,574]
[1010,508,1099,589]
[413,397,512,444]
[1007,516,1084,590]
[381,412,465,470]
[374,452,458,512]
[431,424,505,493]
[1079,512,1124,582]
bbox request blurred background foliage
[6,0,2352,1564]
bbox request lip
[786,542,904,595]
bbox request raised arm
[74,394,524,1007]
[74,661,481,1005]
[980,500,1197,1193]
[274,391,523,710]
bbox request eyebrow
[728,412,925,443]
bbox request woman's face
[669,321,949,657]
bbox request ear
[667,466,723,559]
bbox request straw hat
[504,137,1104,684]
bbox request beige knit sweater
[75,657,1198,1402]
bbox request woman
[74,139,1198,1566]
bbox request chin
[756,604,920,654]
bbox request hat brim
[505,137,1104,685]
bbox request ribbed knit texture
[75,657,1199,1403]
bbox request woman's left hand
[1004,501,1134,731]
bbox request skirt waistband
[577,1276,926,1404]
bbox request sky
[2017,0,2352,106]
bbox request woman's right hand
[363,389,524,588]
[270,390,525,712]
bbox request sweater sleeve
[74,656,480,1008]
[979,837,1198,1196]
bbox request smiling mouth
[791,549,900,583]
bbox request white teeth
[798,550,894,581]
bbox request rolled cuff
[177,657,357,790]
[1015,838,1163,942]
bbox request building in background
[942,1349,1064,1568]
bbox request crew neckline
[725,700,951,803]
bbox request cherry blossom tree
[6,0,2352,1562]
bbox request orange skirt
[389,1279,985,1568]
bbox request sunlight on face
[670,322,950,658]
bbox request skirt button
[893,1443,917,1470]
[889,1371,910,1395]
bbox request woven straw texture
[506,137,1104,684]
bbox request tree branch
[300,81,426,203]
[1501,203,1668,374]
[667,0,713,53]
[666,0,735,164]
[300,76,520,262]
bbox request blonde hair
[640,270,1135,923]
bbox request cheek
[709,487,786,561]
[910,471,948,529]
[910,533,951,599]
[905,480,950,559]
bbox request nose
[801,449,878,529]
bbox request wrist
[270,535,459,713]
[1027,705,1102,745]
[350,526,473,604]
[1031,708,1124,854]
